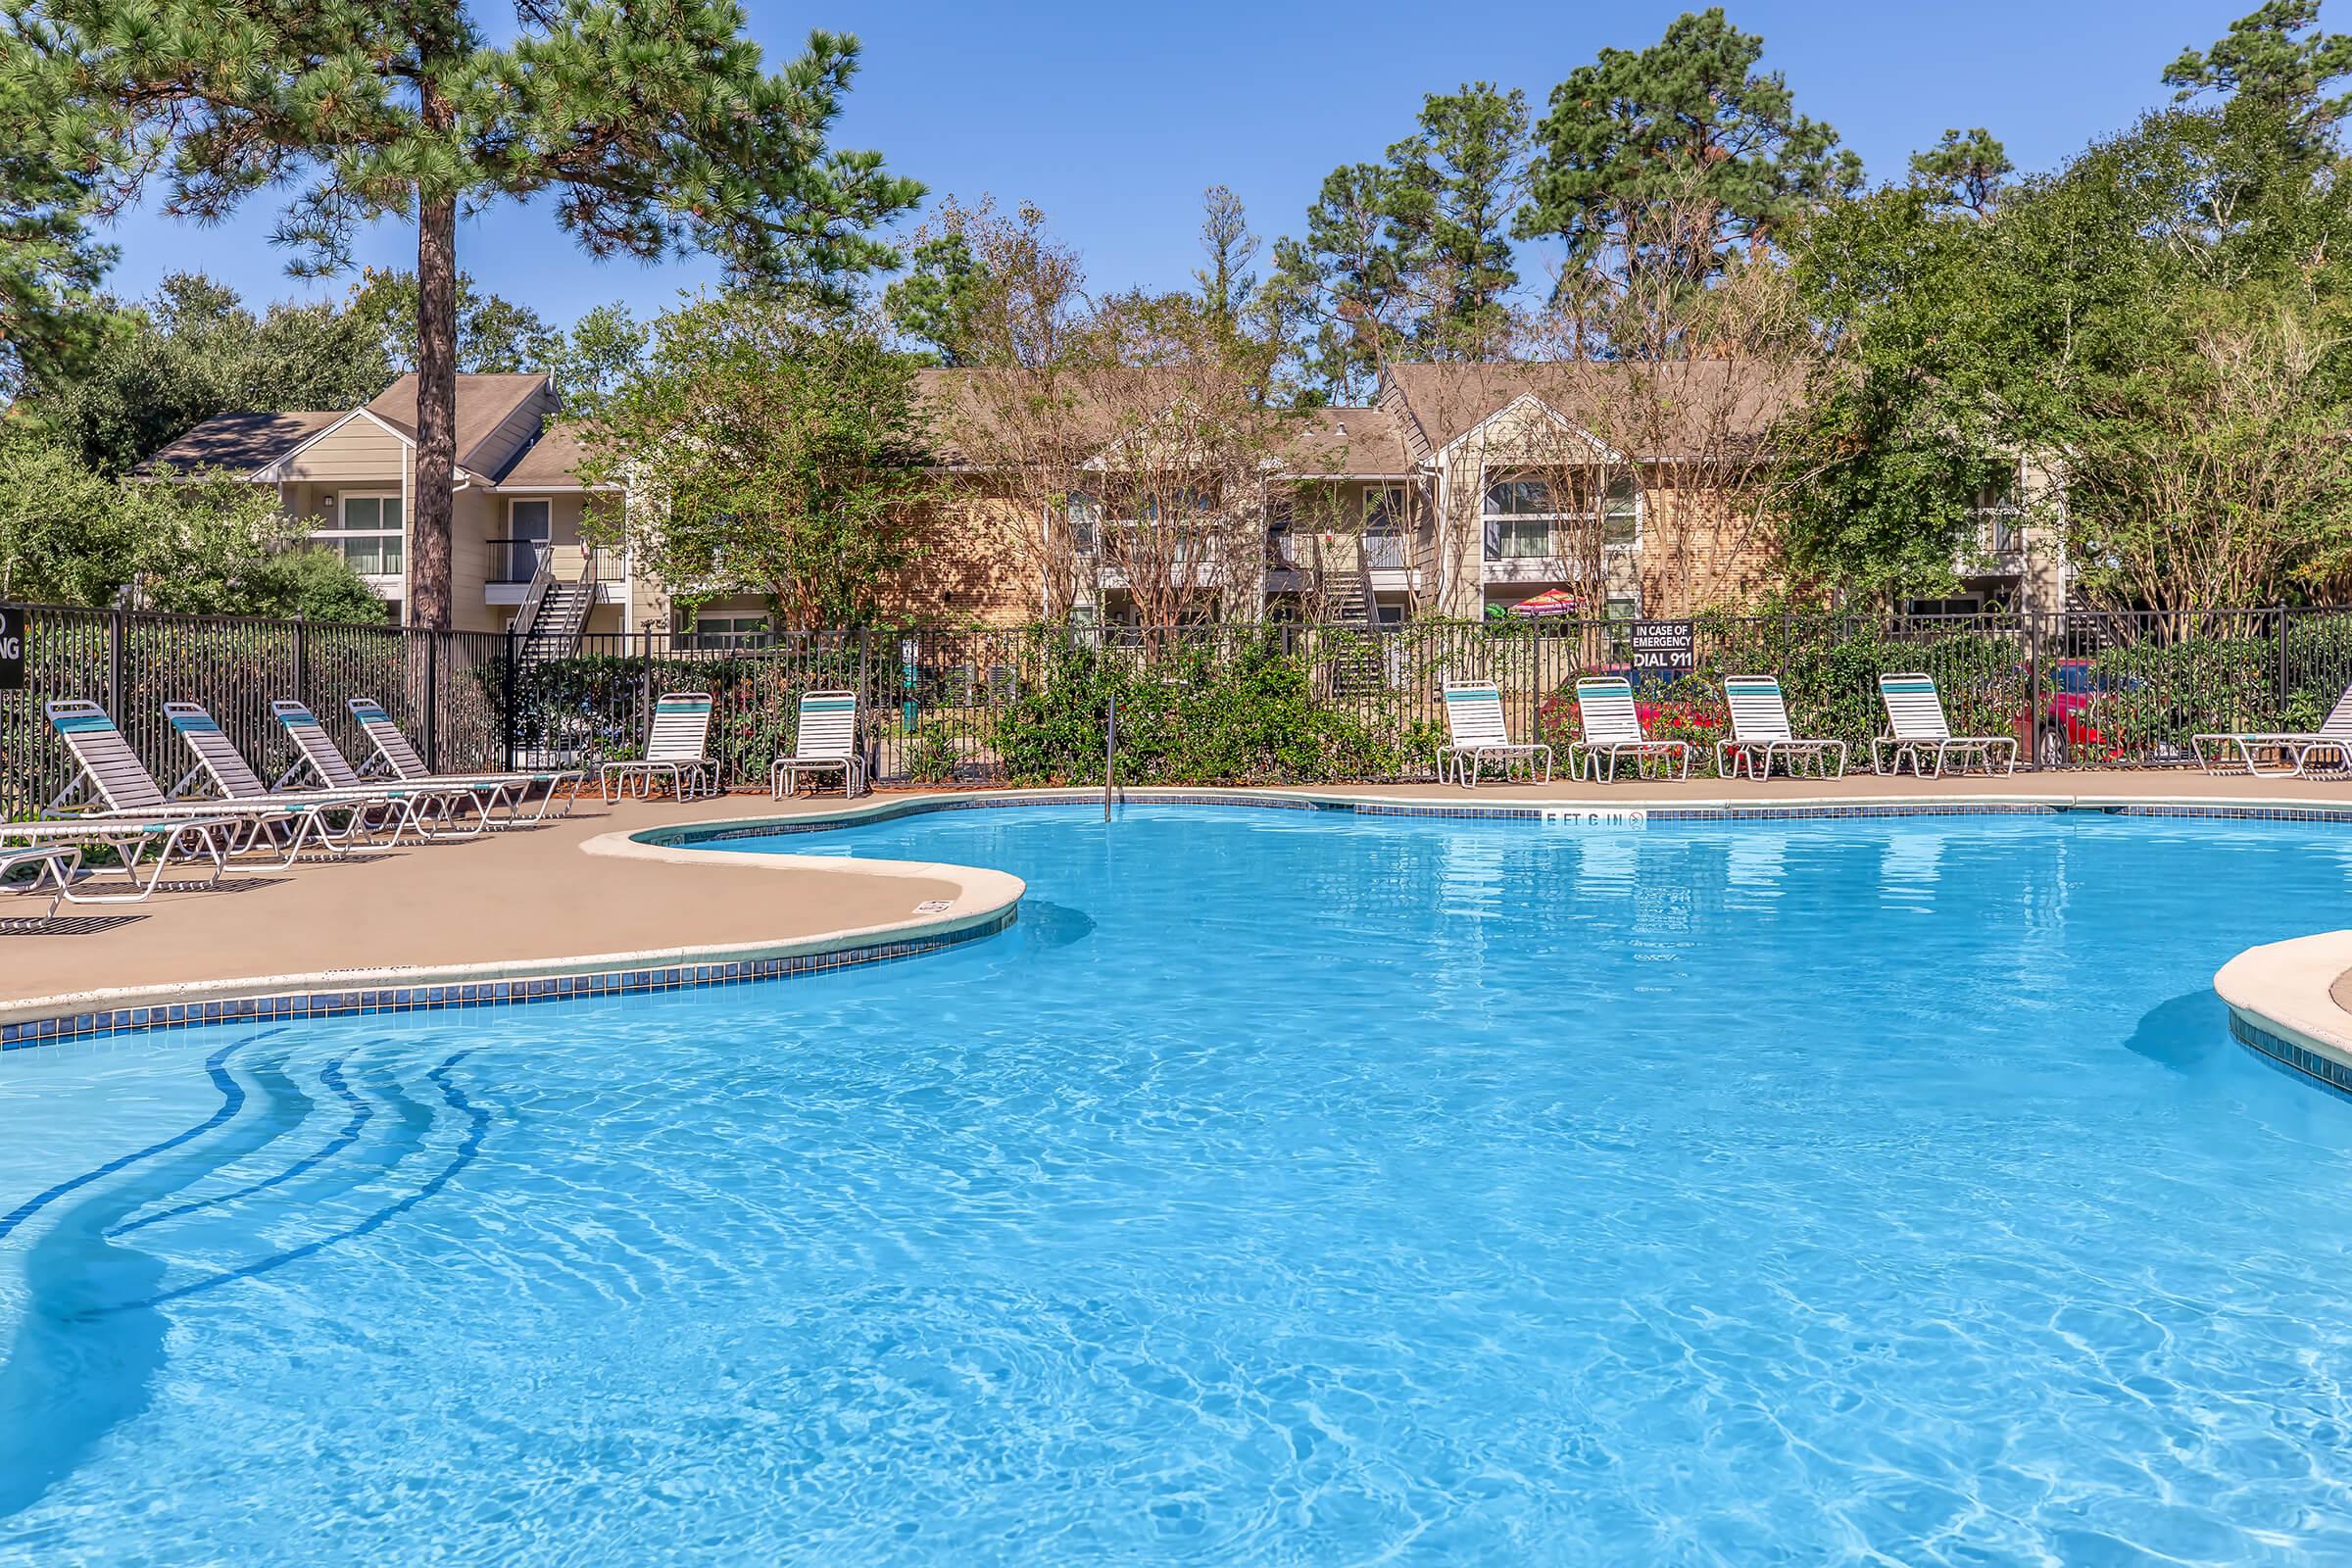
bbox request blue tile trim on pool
[0,906,1016,1053]
[643,790,2352,851]
[2228,1009,2352,1101]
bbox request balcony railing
[488,537,546,585]
[489,539,627,587]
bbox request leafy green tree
[541,303,647,410]
[13,1,922,627]
[0,435,383,617]
[1516,9,1860,295]
[2166,0,2352,149]
[0,437,127,602]
[347,270,556,374]
[1780,103,2352,609]
[24,272,392,474]
[578,294,940,629]
[1775,186,2014,595]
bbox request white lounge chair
[1,844,80,924]
[0,817,226,905]
[166,702,466,846]
[1718,675,1847,780]
[771,690,866,799]
[271,701,503,835]
[2194,684,2352,777]
[1571,676,1692,782]
[1440,680,1552,787]
[600,691,721,802]
[1873,673,2018,777]
[40,700,331,893]
[347,696,585,821]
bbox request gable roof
[913,368,1409,475]
[137,411,343,475]
[365,372,550,469]
[494,418,601,489]
[1382,362,1798,461]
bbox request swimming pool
[5,803,2352,1564]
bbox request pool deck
[1,791,1021,1035]
[10,769,2352,1063]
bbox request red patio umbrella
[1507,588,1586,617]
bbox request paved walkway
[8,769,2350,1019]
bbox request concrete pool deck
[10,770,2352,1071]
[1,791,1021,1038]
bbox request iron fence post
[423,629,441,772]
[503,625,518,771]
[2028,610,2042,769]
[107,606,124,722]
[294,615,309,711]
[2278,604,2291,722]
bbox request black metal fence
[12,603,2352,810]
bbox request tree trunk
[411,193,459,629]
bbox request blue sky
[97,0,2246,326]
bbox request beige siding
[449,488,501,633]
[1427,404,1780,619]
[276,417,408,483]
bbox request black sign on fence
[0,606,22,691]
[1627,618,1694,676]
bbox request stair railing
[513,545,558,644]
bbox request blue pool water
[7,805,2352,1564]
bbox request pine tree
[0,49,113,395]
[10,1,922,625]
[1384,83,1528,359]
[1907,129,2014,219]
[1516,8,1859,294]
[2166,0,2352,150]
[1270,164,1407,401]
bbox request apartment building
[141,362,2065,644]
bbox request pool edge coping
[0,839,1026,1051]
[2216,934,2352,1099]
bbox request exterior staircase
[514,557,597,661]
[1321,549,1389,697]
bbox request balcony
[485,539,629,605]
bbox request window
[1600,478,1640,548]
[687,613,770,650]
[1482,476,1555,560]
[1972,472,2027,555]
[1902,596,1985,619]
[316,494,404,576]
[1481,472,1641,561]
[1141,486,1215,522]
[1066,491,1101,555]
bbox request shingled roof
[495,419,599,489]
[137,411,343,475]
[912,368,1409,475]
[1382,362,1800,459]
[364,372,549,468]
